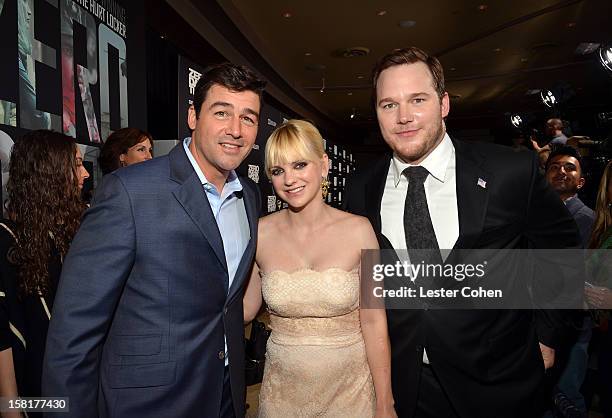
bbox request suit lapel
[452,140,490,251]
[227,179,258,301]
[366,155,392,233]
[169,145,228,271]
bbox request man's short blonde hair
[264,119,325,177]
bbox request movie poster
[0,0,130,143]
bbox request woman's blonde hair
[265,119,325,177]
[589,160,612,248]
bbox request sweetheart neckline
[261,267,359,278]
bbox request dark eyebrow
[377,92,430,107]
[209,102,259,119]
[209,101,233,109]
[243,108,260,119]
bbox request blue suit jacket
[42,144,260,417]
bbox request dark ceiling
[165,0,612,143]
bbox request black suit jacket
[344,140,581,418]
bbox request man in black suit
[344,47,581,418]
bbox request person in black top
[0,130,88,412]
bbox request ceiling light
[304,52,312,56]
[541,90,556,107]
[520,57,528,63]
[398,20,416,28]
[356,75,365,79]
[450,67,456,71]
[599,45,612,73]
[377,10,387,16]
[281,11,292,18]
[510,114,523,128]
[566,22,576,28]
[493,47,502,52]
[478,4,488,11]
[347,92,353,96]
[350,108,356,119]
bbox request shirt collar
[563,194,577,204]
[391,132,454,187]
[183,137,243,195]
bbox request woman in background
[0,130,88,413]
[98,127,153,175]
[585,160,612,418]
[244,120,395,417]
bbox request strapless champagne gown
[257,268,375,417]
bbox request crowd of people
[0,46,610,418]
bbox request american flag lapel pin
[477,178,487,189]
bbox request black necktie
[403,166,442,265]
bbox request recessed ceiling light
[493,47,502,52]
[599,45,612,73]
[304,52,312,56]
[478,4,488,11]
[347,92,353,96]
[356,75,365,79]
[282,11,292,18]
[541,90,557,107]
[567,22,576,28]
[398,20,417,28]
[521,57,528,63]
[510,114,523,128]
[377,10,387,16]
[450,67,456,71]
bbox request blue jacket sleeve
[42,173,135,417]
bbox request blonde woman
[244,120,395,417]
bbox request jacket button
[218,351,225,360]
[224,307,228,315]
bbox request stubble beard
[394,120,446,164]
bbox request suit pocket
[108,361,176,388]
[114,334,161,356]
[110,334,169,366]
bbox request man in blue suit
[42,63,265,417]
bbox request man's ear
[188,105,198,130]
[440,92,450,119]
[577,177,586,190]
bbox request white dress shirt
[380,133,459,363]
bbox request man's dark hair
[192,62,266,118]
[545,145,583,172]
[371,47,446,100]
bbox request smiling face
[269,154,329,209]
[120,137,153,167]
[375,62,449,164]
[545,154,584,200]
[187,84,260,190]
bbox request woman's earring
[321,177,330,200]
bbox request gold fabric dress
[258,268,375,418]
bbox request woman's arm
[0,348,22,418]
[357,218,396,417]
[243,262,263,324]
